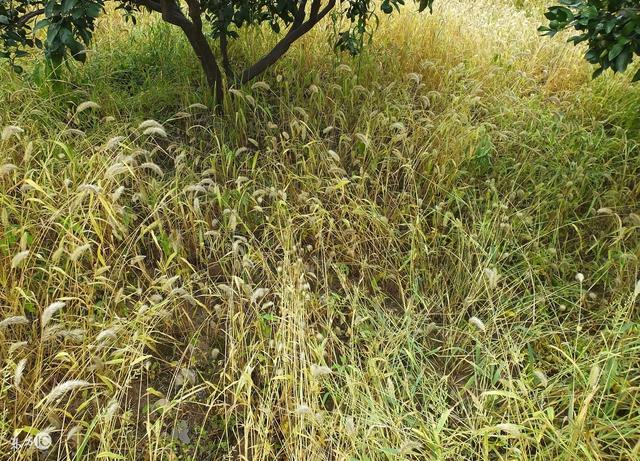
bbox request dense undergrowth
[1,1,639,459]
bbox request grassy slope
[1,1,639,459]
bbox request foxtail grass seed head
[469,316,486,332]
[170,287,187,297]
[227,211,238,232]
[24,140,33,159]
[105,163,128,178]
[251,81,271,91]
[0,315,29,329]
[628,213,640,226]
[149,293,163,304]
[44,379,91,404]
[533,369,548,388]
[20,183,34,193]
[345,416,356,435]
[14,358,27,389]
[210,348,220,361]
[483,267,499,289]
[175,368,196,387]
[2,125,24,140]
[66,425,81,445]
[75,101,100,114]
[51,245,65,263]
[70,244,91,261]
[143,126,167,138]
[400,441,423,455]
[406,72,422,84]
[104,399,119,418]
[77,183,101,194]
[588,364,601,388]
[104,136,125,150]
[11,250,29,268]
[64,128,86,137]
[138,119,164,130]
[310,364,332,378]
[41,301,65,328]
[0,163,18,176]
[33,431,52,450]
[634,280,640,297]
[294,404,313,416]
[140,162,164,177]
[185,184,207,194]
[61,328,85,342]
[250,288,269,304]
[111,185,125,202]
[496,423,521,436]
[161,274,180,288]
[9,341,28,355]
[120,154,135,165]
[130,254,146,265]
[95,328,117,344]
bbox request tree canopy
[1,0,638,105]
[541,0,640,81]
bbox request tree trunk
[181,25,224,106]
[239,0,336,85]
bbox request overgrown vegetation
[1,0,639,459]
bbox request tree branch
[219,30,233,80]
[240,0,335,84]
[293,0,309,27]
[310,0,321,20]
[132,0,191,28]
[184,0,203,29]
[15,8,45,28]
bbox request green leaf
[615,48,631,73]
[62,0,79,14]
[418,0,433,13]
[34,19,50,32]
[85,3,102,18]
[608,43,624,61]
[59,26,73,46]
[66,37,85,61]
[46,22,61,47]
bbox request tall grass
[1,0,638,459]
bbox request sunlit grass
[1,1,639,459]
